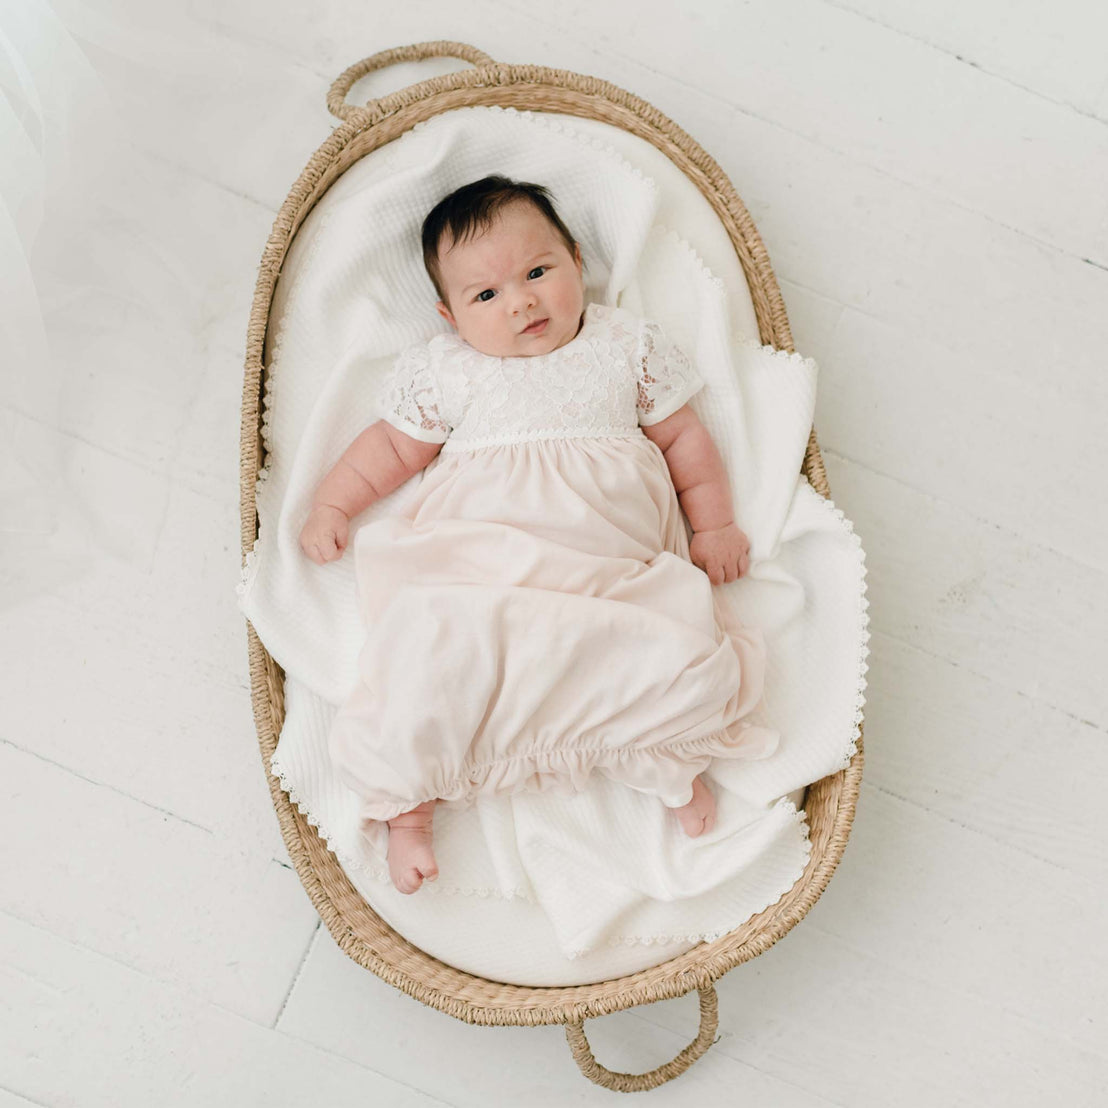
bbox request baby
[299,175,758,895]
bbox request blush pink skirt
[328,433,778,823]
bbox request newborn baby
[299,174,777,895]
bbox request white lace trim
[736,333,822,377]
[440,427,643,453]
[238,205,337,602]
[647,224,727,298]
[635,312,704,424]
[381,342,450,440]
[803,481,870,774]
[384,300,702,450]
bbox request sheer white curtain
[0,1,203,575]
[0,0,66,541]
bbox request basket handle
[564,986,719,1091]
[326,41,498,121]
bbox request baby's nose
[512,288,538,312]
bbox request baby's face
[434,200,584,358]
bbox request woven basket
[239,41,865,1092]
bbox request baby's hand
[299,504,349,565]
[689,522,751,585]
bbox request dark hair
[421,175,580,307]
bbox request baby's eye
[476,289,495,302]
[528,266,546,280]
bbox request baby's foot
[672,775,717,837]
[385,800,439,894]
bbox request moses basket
[239,41,865,1092]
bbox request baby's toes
[392,864,423,895]
[389,846,438,894]
[414,846,439,884]
[675,807,706,837]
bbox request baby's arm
[299,421,443,564]
[641,405,751,583]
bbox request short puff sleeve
[378,342,451,443]
[634,318,705,426]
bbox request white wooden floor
[3,1,1106,1104]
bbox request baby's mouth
[522,318,548,335]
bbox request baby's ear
[435,300,456,327]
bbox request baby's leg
[383,800,439,894]
[671,775,717,837]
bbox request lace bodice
[379,302,705,453]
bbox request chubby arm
[641,404,750,583]
[299,421,443,564]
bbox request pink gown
[328,301,778,824]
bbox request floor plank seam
[271,917,321,1029]
[862,628,1105,733]
[488,0,1108,266]
[0,1081,51,1108]
[817,0,1108,126]
[801,919,1108,1059]
[865,780,1097,880]
[819,447,1108,576]
[0,736,213,834]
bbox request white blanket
[237,107,868,973]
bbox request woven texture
[239,41,865,1090]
